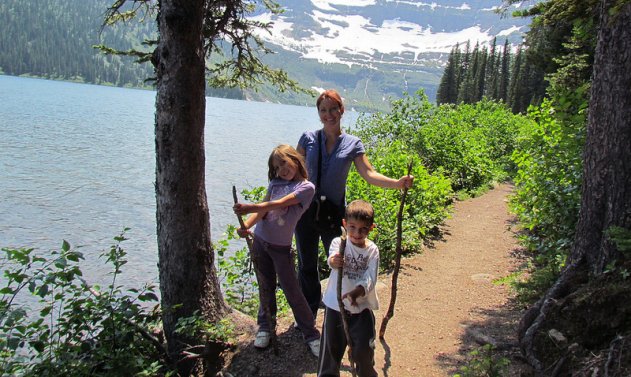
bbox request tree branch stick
[336,227,357,376]
[379,161,413,339]
[232,185,278,355]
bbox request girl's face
[318,98,343,130]
[272,155,299,181]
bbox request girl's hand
[236,227,251,238]
[233,203,255,215]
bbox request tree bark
[519,0,631,371]
[574,0,631,275]
[154,0,227,372]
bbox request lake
[0,75,359,289]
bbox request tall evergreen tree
[485,37,498,99]
[457,41,474,103]
[508,45,523,112]
[436,45,459,104]
[104,0,303,374]
[473,45,488,101]
[498,39,511,102]
[519,2,631,373]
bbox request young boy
[317,199,379,377]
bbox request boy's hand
[342,286,366,307]
[329,253,344,269]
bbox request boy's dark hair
[345,199,374,226]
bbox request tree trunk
[573,0,631,274]
[518,0,631,371]
[154,0,228,372]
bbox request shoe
[307,338,320,357]
[254,331,270,349]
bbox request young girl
[233,144,321,357]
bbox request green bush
[510,99,584,276]
[0,232,168,377]
[346,139,453,270]
[419,100,522,192]
[353,92,523,194]
[454,344,510,377]
[216,187,290,318]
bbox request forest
[1,0,630,376]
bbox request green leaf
[36,284,49,297]
[138,292,159,302]
[0,287,14,295]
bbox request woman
[295,89,414,318]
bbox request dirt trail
[225,183,527,377]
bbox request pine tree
[498,39,511,103]
[457,41,474,103]
[485,37,498,99]
[508,45,523,112]
[436,45,459,104]
[473,45,488,101]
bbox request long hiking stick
[232,185,278,355]
[336,227,357,377]
[379,161,413,339]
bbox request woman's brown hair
[316,89,345,114]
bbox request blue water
[0,75,359,289]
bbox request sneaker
[254,331,270,349]
[307,338,320,358]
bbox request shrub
[0,232,168,377]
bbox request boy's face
[343,218,375,247]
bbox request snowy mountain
[247,0,532,110]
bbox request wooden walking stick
[336,227,357,377]
[379,161,413,339]
[232,185,278,355]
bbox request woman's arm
[296,144,306,157]
[354,154,414,189]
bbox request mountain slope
[247,0,532,110]
[0,0,533,111]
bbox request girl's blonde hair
[268,144,309,181]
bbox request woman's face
[318,97,343,129]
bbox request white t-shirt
[322,237,380,314]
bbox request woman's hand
[398,174,414,189]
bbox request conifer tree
[473,45,488,101]
[508,45,523,111]
[498,39,511,102]
[457,41,474,103]
[436,45,459,104]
